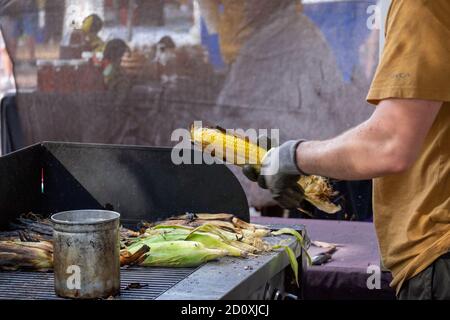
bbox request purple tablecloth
[251,217,396,300]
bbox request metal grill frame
[0,143,306,300]
[0,232,305,300]
[0,267,197,300]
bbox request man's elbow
[384,156,414,175]
[381,145,417,175]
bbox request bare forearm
[297,121,394,180]
[296,99,442,181]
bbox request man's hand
[243,139,306,209]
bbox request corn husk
[0,241,53,271]
[120,245,150,266]
[138,241,227,268]
[170,213,234,221]
[185,231,247,257]
[190,125,341,214]
[272,228,312,265]
[130,215,311,287]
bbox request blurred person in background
[103,38,130,93]
[0,0,19,59]
[43,0,64,44]
[69,14,105,53]
[7,0,38,63]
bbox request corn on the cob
[190,125,266,166]
[144,228,190,243]
[138,241,227,268]
[190,125,341,214]
[128,229,190,254]
[185,232,247,257]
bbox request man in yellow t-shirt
[244,0,450,299]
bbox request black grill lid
[0,142,249,228]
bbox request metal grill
[0,267,196,300]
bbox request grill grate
[0,267,196,300]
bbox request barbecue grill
[0,142,308,300]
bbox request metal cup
[51,210,121,299]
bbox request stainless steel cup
[51,210,121,299]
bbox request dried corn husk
[0,241,53,271]
[120,245,150,266]
[170,213,234,221]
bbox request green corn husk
[135,225,248,258]
[185,231,246,257]
[272,228,312,265]
[127,230,190,254]
[272,228,305,247]
[189,224,240,243]
[188,224,265,255]
[152,225,194,231]
[139,241,227,268]
[124,218,308,278]
[271,228,312,287]
[143,229,190,243]
[272,245,299,286]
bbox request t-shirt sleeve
[367,0,450,105]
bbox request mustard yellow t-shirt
[367,0,450,294]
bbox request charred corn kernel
[190,125,266,166]
[190,124,341,214]
[138,241,227,268]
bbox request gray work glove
[243,138,307,209]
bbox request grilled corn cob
[191,125,266,166]
[190,125,341,214]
